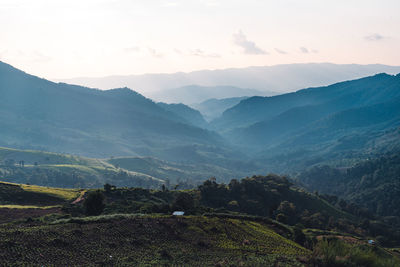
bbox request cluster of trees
[298,153,400,217]
[68,174,400,247]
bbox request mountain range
[0,61,233,165]
[59,63,400,100]
[148,85,268,105]
[2,60,400,177]
[211,73,400,171]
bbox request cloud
[299,47,309,53]
[147,47,163,58]
[364,33,385,41]
[173,48,220,58]
[299,47,318,54]
[189,49,220,58]
[274,48,287,54]
[232,30,267,55]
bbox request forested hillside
[0,61,224,161]
[298,153,400,218]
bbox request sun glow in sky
[0,0,399,79]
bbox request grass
[0,181,83,201]
[20,184,83,201]
[311,238,400,267]
[0,204,59,209]
[0,215,310,266]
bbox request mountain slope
[0,61,225,161]
[191,96,248,121]
[298,153,400,218]
[0,147,163,188]
[157,102,208,128]
[212,73,400,131]
[211,73,400,173]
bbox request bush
[84,190,105,216]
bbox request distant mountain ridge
[148,85,268,105]
[58,63,400,96]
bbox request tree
[172,192,194,212]
[104,183,112,193]
[84,190,105,216]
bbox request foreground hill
[0,215,309,266]
[0,175,399,266]
[0,61,226,162]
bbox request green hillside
[298,153,400,218]
[0,61,227,162]
[0,147,163,188]
[0,178,399,266]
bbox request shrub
[84,190,105,216]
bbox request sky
[0,0,399,79]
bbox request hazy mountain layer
[149,85,267,105]
[59,63,400,95]
[191,96,248,121]
[0,61,226,162]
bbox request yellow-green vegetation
[20,183,83,201]
[0,204,59,209]
[0,181,73,207]
[311,238,400,267]
[0,147,163,188]
[0,215,310,266]
[211,218,308,255]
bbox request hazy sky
[0,0,399,79]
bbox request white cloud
[232,30,267,55]
[299,47,309,53]
[147,47,163,58]
[275,48,287,54]
[189,49,220,58]
[364,33,385,41]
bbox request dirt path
[71,190,86,204]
